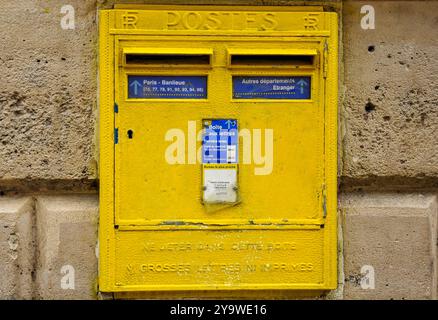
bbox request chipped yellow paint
[99,5,338,297]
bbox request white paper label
[203,166,237,203]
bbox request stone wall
[0,0,437,299]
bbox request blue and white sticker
[128,76,207,99]
[233,76,311,99]
[202,119,238,164]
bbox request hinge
[323,40,328,79]
[114,102,118,113]
[322,184,327,219]
[114,128,118,144]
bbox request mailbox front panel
[99,6,338,295]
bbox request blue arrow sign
[202,119,238,164]
[296,79,308,94]
[233,76,311,99]
[129,80,141,96]
[128,76,207,99]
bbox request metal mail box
[98,5,338,297]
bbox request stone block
[35,194,98,299]
[342,1,438,183]
[0,1,98,180]
[0,197,34,299]
[341,192,437,299]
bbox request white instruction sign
[203,164,237,203]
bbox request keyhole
[127,130,134,139]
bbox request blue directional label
[202,119,238,164]
[233,76,311,99]
[128,76,207,99]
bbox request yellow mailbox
[99,5,338,297]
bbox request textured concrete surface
[0,197,34,299]
[341,192,437,299]
[3,0,436,185]
[342,1,438,184]
[35,195,98,299]
[2,193,436,300]
[0,0,437,300]
[0,1,98,180]
[0,0,338,184]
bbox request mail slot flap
[227,48,317,67]
[123,47,213,67]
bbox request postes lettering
[166,11,278,31]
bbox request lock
[99,5,338,297]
